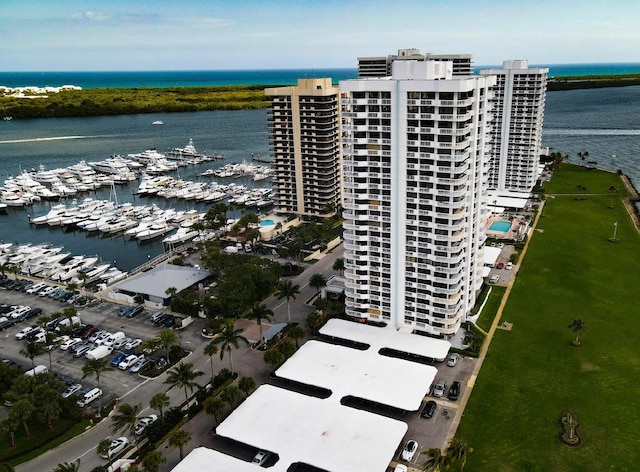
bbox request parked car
[61,383,82,398]
[118,354,140,370]
[448,381,461,401]
[420,400,437,419]
[117,306,131,317]
[111,352,127,367]
[100,436,129,459]
[59,337,83,351]
[126,305,144,318]
[447,353,460,367]
[134,414,158,436]
[401,440,418,462]
[124,338,142,351]
[26,327,45,340]
[162,315,176,327]
[252,451,271,466]
[72,343,92,358]
[93,331,112,346]
[489,274,500,284]
[394,465,409,472]
[81,326,100,340]
[506,261,513,270]
[130,357,149,374]
[433,379,447,398]
[15,325,37,340]
[88,329,107,343]
[149,312,165,323]
[18,307,42,322]
[113,337,132,350]
[496,262,504,269]
[0,318,16,331]
[153,313,172,326]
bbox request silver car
[433,379,447,398]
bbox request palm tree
[43,332,61,371]
[141,450,165,472]
[150,392,170,419]
[287,324,305,348]
[447,438,473,472]
[238,376,256,398]
[568,318,586,346]
[275,280,300,323]
[0,464,13,472]
[52,459,80,472]
[20,341,45,371]
[111,403,141,445]
[307,310,324,334]
[203,342,219,382]
[203,396,225,426]
[211,319,249,374]
[157,328,179,363]
[422,447,451,472]
[309,273,327,297]
[220,385,241,408]
[246,303,273,341]
[81,358,113,416]
[9,399,34,437]
[332,257,345,276]
[165,286,178,298]
[168,428,191,461]
[164,362,204,403]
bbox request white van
[103,331,125,347]
[26,282,48,294]
[24,365,48,376]
[77,387,102,407]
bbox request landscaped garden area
[457,164,640,471]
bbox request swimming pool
[489,220,511,233]
[259,219,275,227]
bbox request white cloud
[70,11,109,22]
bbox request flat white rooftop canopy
[487,191,531,210]
[320,318,451,361]
[216,385,408,472]
[276,340,436,411]
[171,447,258,472]
[483,246,502,265]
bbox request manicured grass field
[457,165,640,471]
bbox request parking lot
[1,283,174,407]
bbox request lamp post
[610,221,619,242]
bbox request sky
[1,0,639,71]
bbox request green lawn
[457,165,640,471]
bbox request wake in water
[0,135,113,144]
[544,129,640,136]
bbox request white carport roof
[487,191,530,210]
[112,263,210,298]
[216,385,408,472]
[483,246,502,265]
[276,340,436,411]
[171,448,258,472]
[320,318,451,361]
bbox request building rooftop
[112,262,210,299]
[276,340,437,411]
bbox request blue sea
[0,66,638,272]
[1,63,639,89]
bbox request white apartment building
[358,48,473,78]
[340,61,495,337]
[480,60,549,192]
[265,78,342,218]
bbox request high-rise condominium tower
[358,48,473,78]
[340,61,495,338]
[265,78,342,218]
[480,60,549,192]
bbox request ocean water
[1,63,639,89]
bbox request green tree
[52,459,80,472]
[141,450,165,472]
[447,437,473,472]
[220,384,241,408]
[307,310,324,334]
[168,428,191,461]
[150,392,170,419]
[246,303,273,341]
[96,439,112,460]
[263,349,285,370]
[111,403,141,445]
[203,342,219,382]
[164,362,204,403]
[275,280,300,323]
[157,328,179,364]
[277,339,296,360]
[332,257,345,276]
[0,464,14,472]
[309,273,327,296]
[20,341,45,371]
[34,382,62,428]
[238,376,256,398]
[287,324,305,348]
[81,358,113,415]
[203,396,225,426]
[211,319,249,374]
[568,318,586,346]
[9,398,35,437]
[43,332,61,371]
[422,447,451,472]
